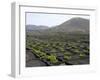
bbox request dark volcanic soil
[26,50,47,67]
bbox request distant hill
[47,17,89,34]
[26,25,49,31]
[26,17,89,36]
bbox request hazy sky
[26,13,89,27]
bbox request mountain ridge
[26,17,89,35]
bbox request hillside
[26,17,89,36]
[48,17,89,34]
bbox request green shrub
[79,53,85,58]
[64,55,71,60]
[64,52,71,56]
[47,54,58,64]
